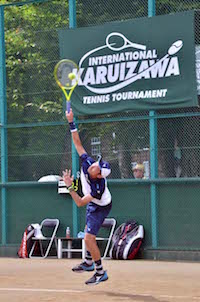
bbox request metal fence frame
[0,0,200,253]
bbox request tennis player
[62,108,112,285]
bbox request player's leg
[84,203,112,285]
[72,254,95,272]
[71,231,101,273]
[84,232,108,285]
[72,225,95,273]
[72,202,111,284]
[85,232,101,260]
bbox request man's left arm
[69,190,93,207]
[62,169,93,207]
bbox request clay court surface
[0,258,199,302]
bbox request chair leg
[29,241,36,258]
[29,240,50,259]
[39,240,44,257]
[57,239,62,259]
[43,238,57,258]
[102,222,116,259]
[54,238,58,251]
[102,239,111,259]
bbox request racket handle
[67,101,71,113]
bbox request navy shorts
[85,202,112,236]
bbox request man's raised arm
[66,109,86,157]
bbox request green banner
[59,10,198,116]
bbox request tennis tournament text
[76,32,183,107]
[83,89,168,104]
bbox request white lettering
[83,94,110,104]
[107,64,120,83]
[83,67,95,85]
[119,62,126,81]
[125,61,138,80]
[111,89,168,102]
[96,66,107,84]
[150,58,169,78]
[87,50,158,66]
[138,61,150,79]
[165,57,180,77]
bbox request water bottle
[66,227,70,238]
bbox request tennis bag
[109,220,144,260]
[18,225,35,258]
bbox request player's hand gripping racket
[54,59,79,113]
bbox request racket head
[54,59,79,90]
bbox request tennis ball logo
[68,73,76,80]
[168,40,183,55]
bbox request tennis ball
[168,40,183,55]
[68,73,76,80]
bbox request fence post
[0,6,8,245]
[69,0,77,28]
[69,0,79,237]
[149,111,158,248]
[148,0,156,18]
[148,0,158,249]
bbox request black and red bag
[109,220,144,260]
[18,225,35,258]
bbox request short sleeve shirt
[80,153,105,200]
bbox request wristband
[69,121,77,132]
[67,185,74,193]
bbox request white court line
[0,288,199,300]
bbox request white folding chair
[82,218,116,260]
[29,218,59,259]
[98,218,117,259]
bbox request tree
[2,0,200,180]
[3,0,70,180]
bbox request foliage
[1,0,200,180]
[3,0,70,180]
[4,0,69,124]
[77,0,147,27]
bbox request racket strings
[57,63,78,88]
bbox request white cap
[98,155,111,178]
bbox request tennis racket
[54,59,79,113]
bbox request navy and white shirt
[80,153,111,206]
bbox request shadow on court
[0,258,199,302]
[96,291,168,302]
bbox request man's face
[133,169,144,179]
[88,162,102,179]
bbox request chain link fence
[1,0,200,181]
[76,1,200,180]
[3,0,69,181]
